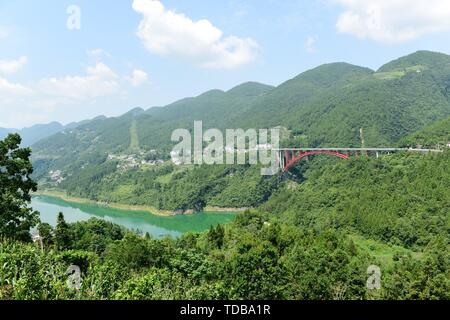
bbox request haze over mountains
[0,119,94,147]
[0,122,65,147]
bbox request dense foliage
[56,164,279,211]
[400,115,450,148]
[1,139,449,300]
[0,208,447,300]
[0,134,38,241]
[262,152,450,249]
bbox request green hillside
[400,115,450,148]
[2,134,448,300]
[254,51,450,147]
[261,151,450,249]
[30,51,450,211]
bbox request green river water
[32,196,237,238]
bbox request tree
[55,212,72,250]
[207,224,225,249]
[0,134,39,241]
[37,222,54,248]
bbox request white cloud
[0,112,49,129]
[0,58,152,127]
[87,48,112,59]
[38,62,119,101]
[334,0,450,43]
[305,35,317,53]
[0,77,32,96]
[0,56,28,75]
[132,0,258,69]
[86,62,117,79]
[0,77,32,117]
[127,69,149,87]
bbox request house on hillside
[49,170,64,184]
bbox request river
[32,196,237,238]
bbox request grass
[374,71,406,80]
[405,65,427,73]
[156,173,173,184]
[129,120,139,151]
[374,65,428,80]
[350,235,423,268]
[110,185,135,199]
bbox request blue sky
[1,0,450,128]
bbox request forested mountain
[33,50,450,153]
[30,50,450,211]
[262,50,450,147]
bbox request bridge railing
[274,148,443,153]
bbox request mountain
[34,51,450,153]
[31,82,275,162]
[143,82,273,124]
[229,63,375,141]
[29,50,450,210]
[235,52,450,147]
[0,122,64,147]
[378,50,450,72]
[0,128,11,138]
[0,116,103,147]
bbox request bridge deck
[275,148,443,153]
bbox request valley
[1,50,449,300]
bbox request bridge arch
[282,150,349,172]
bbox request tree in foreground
[0,134,39,241]
[55,212,72,250]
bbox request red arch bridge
[274,148,443,173]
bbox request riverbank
[33,190,247,217]
[33,190,174,216]
[204,206,249,212]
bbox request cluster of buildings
[107,153,164,170]
[49,170,64,184]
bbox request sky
[1,0,450,128]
